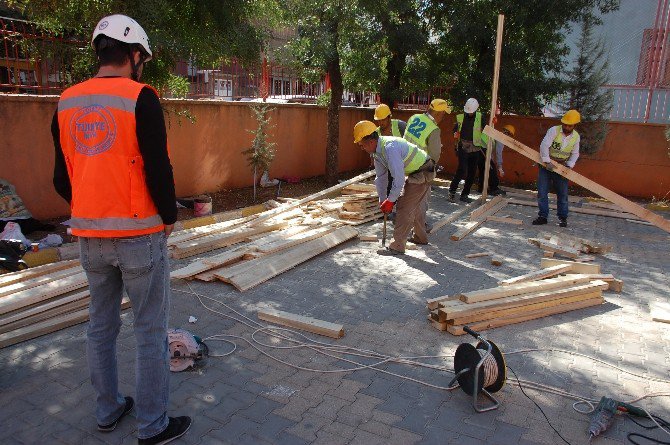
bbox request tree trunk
[325,23,343,185]
[380,51,406,109]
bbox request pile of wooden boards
[528,232,613,260]
[426,258,622,335]
[170,180,381,291]
[0,259,105,349]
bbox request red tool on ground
[588,396,647,442]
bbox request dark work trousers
[449,146,479,198]
[477,150,500,192]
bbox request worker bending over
[354,121,435,255]
[532,110,581,227]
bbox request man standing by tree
[52,14,191,444]
[374,103,407,137]
[450,98,489,203]
[354,121,435,255]
[532,110,581,228]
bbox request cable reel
[448,326,507,413]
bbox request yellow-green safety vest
[375,119,403,137]
[404,114,438,149]
[456,112,489,148]
[376,136,430,175]
[549,126,579,160]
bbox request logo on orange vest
[69,105,117,156]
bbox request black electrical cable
[507,366,573,445]
[627,413,670,445]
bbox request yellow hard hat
[430,98,452,113]
[502,124,516,137]
[561,109,581,125]
[374,104,392,120]
[353,120,378,143]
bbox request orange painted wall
[1,94,668,220]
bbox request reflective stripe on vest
[549,126,579,161]
[403,113,438,149]
[391,119,402,137]
[57,77,164,238]
[456,112,489,148]
[378,136,429,175]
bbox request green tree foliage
[4,0,275,93]
[561,17,613,154]
[425,0,619,114]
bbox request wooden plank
[508,198,641,220]
[428,203,476,234]
[446,296,604,335]
[441,281,608,319]
[427,314,447,331]
[582,274,623,292]
[540,258,601,274]
[486,215,523,225]
[0,298,130,349]
[171,222,289,259]
[480,13,504,201]
[500,186,582,203]
[426,294,460,311]
[490,257,503,266]
[469,196,504,221]
[0,290,90,330]
[170,250,247,280]
[483,126,670,232]
[651,302,670,324]
[0,272,88,316]
[254,225,337,255]
[221,226,359,291]
[0,266,84,298]
[458,274,593,303]
[358,235,378,242]
[449,290,602,326]
[499,264,573,286]
[528,239,580,259]
[258,308,344,338]
[168,215,252,246]
[0,259,80,288]
[247,171,376,228]
[465,252,490,259]
[0,294,90,334]
[451,220,485,241]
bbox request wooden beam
[0,290,90,331]
[447,296,604,335]
[0,272,88,316]
[458,274,592,303]
[258,308,344,338]
[486,215,523,225]
[540,258,601,274]
[0,259,80,288]
[0,266,84,298]
[247,170,375,228]
[465,252,491,259]
[481,14,505,201]
[441,281,607,320]
[428,202,476,234]
[451,198,508,241]
[528,238,580,259]
[499,264,573,286]
[470,196,504,221]
[483,126,670,233]
[508,198,641,220]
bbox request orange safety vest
[57,77,165,237]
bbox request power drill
[588,396,647,442]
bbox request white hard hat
[464,98,479,114]
[91,14,152,61]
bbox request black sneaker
[448,193,456,202]
[532,217,548,225]
[138,416,192,445]
[460,196,474,203]
[98,397,134,432]
[558,218,568,227]
[490,189,507,196]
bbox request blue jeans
[537,166,569,219]
[80,231,170,439]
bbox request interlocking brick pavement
[1,185,670,444]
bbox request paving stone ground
[2,184,670,445]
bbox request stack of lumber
[0,260,108,349]
[528,232,612,260]
[426,259,621,335]
[170,177,381,291]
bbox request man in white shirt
[532,110,581,227]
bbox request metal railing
[0,16,87,94]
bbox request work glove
[380,199,395,214]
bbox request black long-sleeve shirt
[52,84,177,225]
